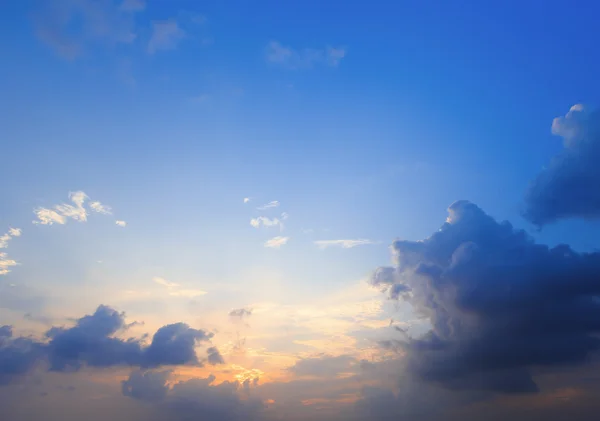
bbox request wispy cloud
[90,201,112,215]
[266,41,346,69]
[148,19,185,54]
[115,220,127,227]
[250,217,283,230]
[153,277,207,298]
[0,253,18,276]
[257,200,280,210]
[0,227,21,276]
[265,236,289,248]
[314,239,377,249]
[0,228,22,249]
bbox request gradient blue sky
[3,1,600,421]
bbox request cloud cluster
[0,305,222,381]
[33,191,126,227]
[266,41,346,69]
[122,370,264,421]
[370,200,600,393]
[524,104,600,225]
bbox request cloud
[89,201,112,215]
[206,346,225,365]
[257,200,279,210]
[524,104,600,225]
[315,239,376,249]
[153,277,180,289]
[33,208,66,225]
[228,308,253,321]
[244,197,251,204]
[34,0,140,59]
[0,326,43,385]
[148,20,185,54]
[8,228,21,238]
[264,236,289,248]
[122,370,264,421]
[0,228,21,249]
[0,305,216,379]
[370,200,600,393]
[153,277,207,298]
[115,220,127,227]
[266,41,346,69]
[250,217,283,229]
[0,253,18,276]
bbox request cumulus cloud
[34,0,140,59]
[250,217,283,229]
[370,200,600,394]
[315,239,376,249]
[148,19,185,54]
[524,104,600,225]
[0,305,215,380]
[266,41,346,69]
[122,370,264,421]
[264,236,289,248]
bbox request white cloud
[33,208,67,225]
[148,20,185,54]
[90,201,112,215]
[265,236,289,248]
[153,277,180,289]
[168,289,207,298]
[250,217,282,229]
[244,197,251,204]
[8,228,21,237]
[116,220,127,227]
[266,41,346,69]
[0,252,18,276]
[314,239,376,249]
[257,200,280,210]
[281,212,289,220]
[54,191,88,222]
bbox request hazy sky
[2,1,600,420]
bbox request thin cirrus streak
[257,200,279,210]
[314,239,377,249]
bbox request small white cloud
[244,197,251,204]
[265,236,289,248]
[54,191,88,222]
[33,208,67,225]
[168,289,207,298]
[0,252,18,276]
[250,217,282,229]
[116,220,127,227]
[90,201,112,215]
[281,212,289,220]
[314,239,376,249]
[8,228,21,237]
[148,19,185,54]
[266,41,346,69]
[153,277,180,289]
[257,200,280,210]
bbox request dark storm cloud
[524,104,600,225]
[122,370,264,421]
[370,200,600,393]
[0,326,43,384]
[1,305,215,381]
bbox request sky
[2,1,600,420]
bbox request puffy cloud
[256,200,279,210]
[122,370,264,421]
[264,236,289,248]
[115,220,127,227]
[370,200,600,393]
[0,326,43,385]
[314,239,376,249]
[148,20,185,54]
[524,105,600,225]
[1,305,215,381]
[250,217,282,229]
[33,191,119,226]
[287,354,357,378]
[266,41,346,69]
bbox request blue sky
[3,1,600,421]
